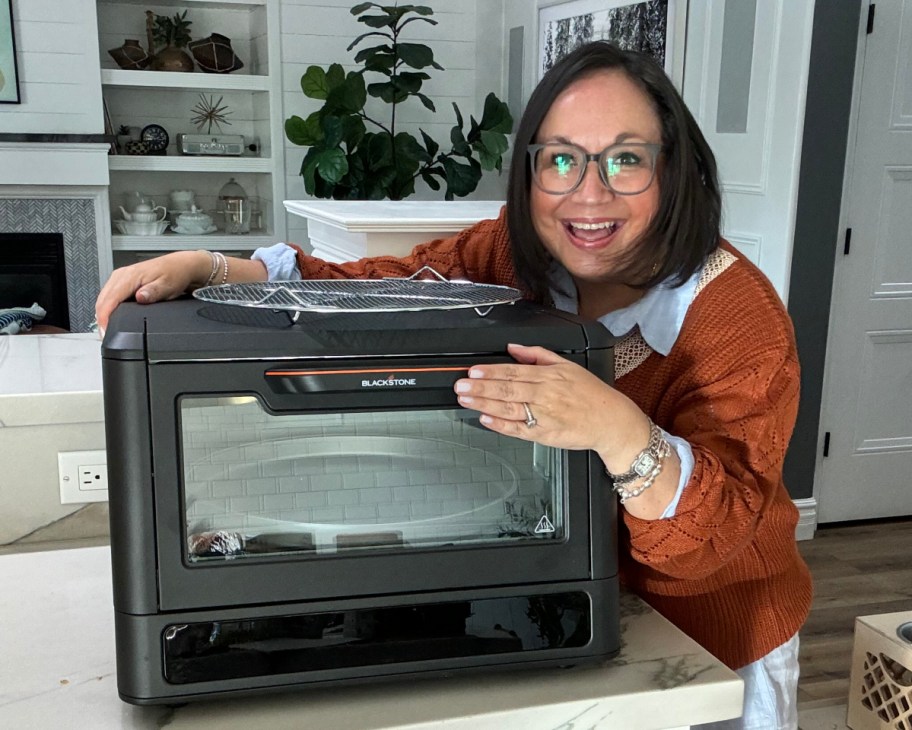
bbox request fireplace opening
[0,233,70,331]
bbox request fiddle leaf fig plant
[284,2,513,201]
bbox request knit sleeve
[287,206,518,288]
[621,266,801,580]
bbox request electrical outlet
[58,450,108,504]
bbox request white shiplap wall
[280,0,509,247]
[0,0,103,134]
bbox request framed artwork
[538,0,686,88]
[0,0,20,104]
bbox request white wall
[0,0,103,134]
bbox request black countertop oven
[102,298,620,705]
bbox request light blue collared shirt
[549,264,701,518]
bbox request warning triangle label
[534,515,555,534]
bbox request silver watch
[609,418,667,485]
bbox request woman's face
[530,69,663,287]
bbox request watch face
[141,124,169,153]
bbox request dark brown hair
[506,42,721,302]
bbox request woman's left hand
[454,343,647,460]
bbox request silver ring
[522,402,537,428]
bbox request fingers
[505,342,569,367]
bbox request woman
[95,42,811,729]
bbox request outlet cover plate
[58,450,108,504]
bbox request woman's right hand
[94,250,211,334]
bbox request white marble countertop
[0,546,743,729]
[0,333,102,396]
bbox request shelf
[111,233,275,252]
[108,156,272,172]
[101,69,270,91]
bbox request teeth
[571,221,618,232]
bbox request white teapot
[119,202,167,223]
[175,205,214,234]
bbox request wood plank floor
[797,516,912,708]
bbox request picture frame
[538,0,687,88]
[0,0,20,103]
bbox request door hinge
[844,227,852,255]
[823,431,831,457]
[867,4,875,34]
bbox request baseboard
[794,497,817,541]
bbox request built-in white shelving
[96,0,285,269]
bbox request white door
[816,0,912,523]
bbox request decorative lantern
[217,177,250,234]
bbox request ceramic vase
[108,39,152,70]
[188,34,244,73]
[150,46,195,73]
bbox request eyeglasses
[528,141,661,195]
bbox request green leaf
[367,81,407,104]
[315,147,349,184]
[299,147,322,195]
[350,2,376,15]
[396,71,430,93]
[420,129,439,158]
[340,115,367,149]
[393,132,427,167]
[363,54,395,74]
[396,43,439,70]
[359,12,397,29]
[452,102,464,131]
[450,124,469,156]
[347,31,390,52]
[416,93,435,112]
[301,66,329,100]
[284,112,323,146]
[326,63,346,90]
[367,132,394,168]
[321,116,344,148]
[420,170,441,191]
[397,5,434,16]
[479,92,513,134]
[442,157,481,199]
[326,72,367,114]
[353,43,392,64]
[479,129,509,157]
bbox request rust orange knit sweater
[291,208,813,669]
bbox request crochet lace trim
[614,248,737,379]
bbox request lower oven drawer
[113,578,620,705]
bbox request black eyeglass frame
[527,142,662,196]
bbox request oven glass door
[180,396,565,561]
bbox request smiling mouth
[565,220,622,244]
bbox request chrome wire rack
[192,266,522,318]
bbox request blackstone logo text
[361,375,418,387]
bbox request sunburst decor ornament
[190,94,232,134]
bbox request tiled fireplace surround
[0,141,113,333]
[0,191,105,332]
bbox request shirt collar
[549,264,701,356]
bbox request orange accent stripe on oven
[265,366,471,377]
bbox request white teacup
[170,190,195,211]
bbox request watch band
[608,418,667,485]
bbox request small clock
[140,124,170,155]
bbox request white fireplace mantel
[284,200,505,262]
[0,142,111,188]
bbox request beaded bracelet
[204,251,229,286]
[612,438,671,503]
[608,418,672,503]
